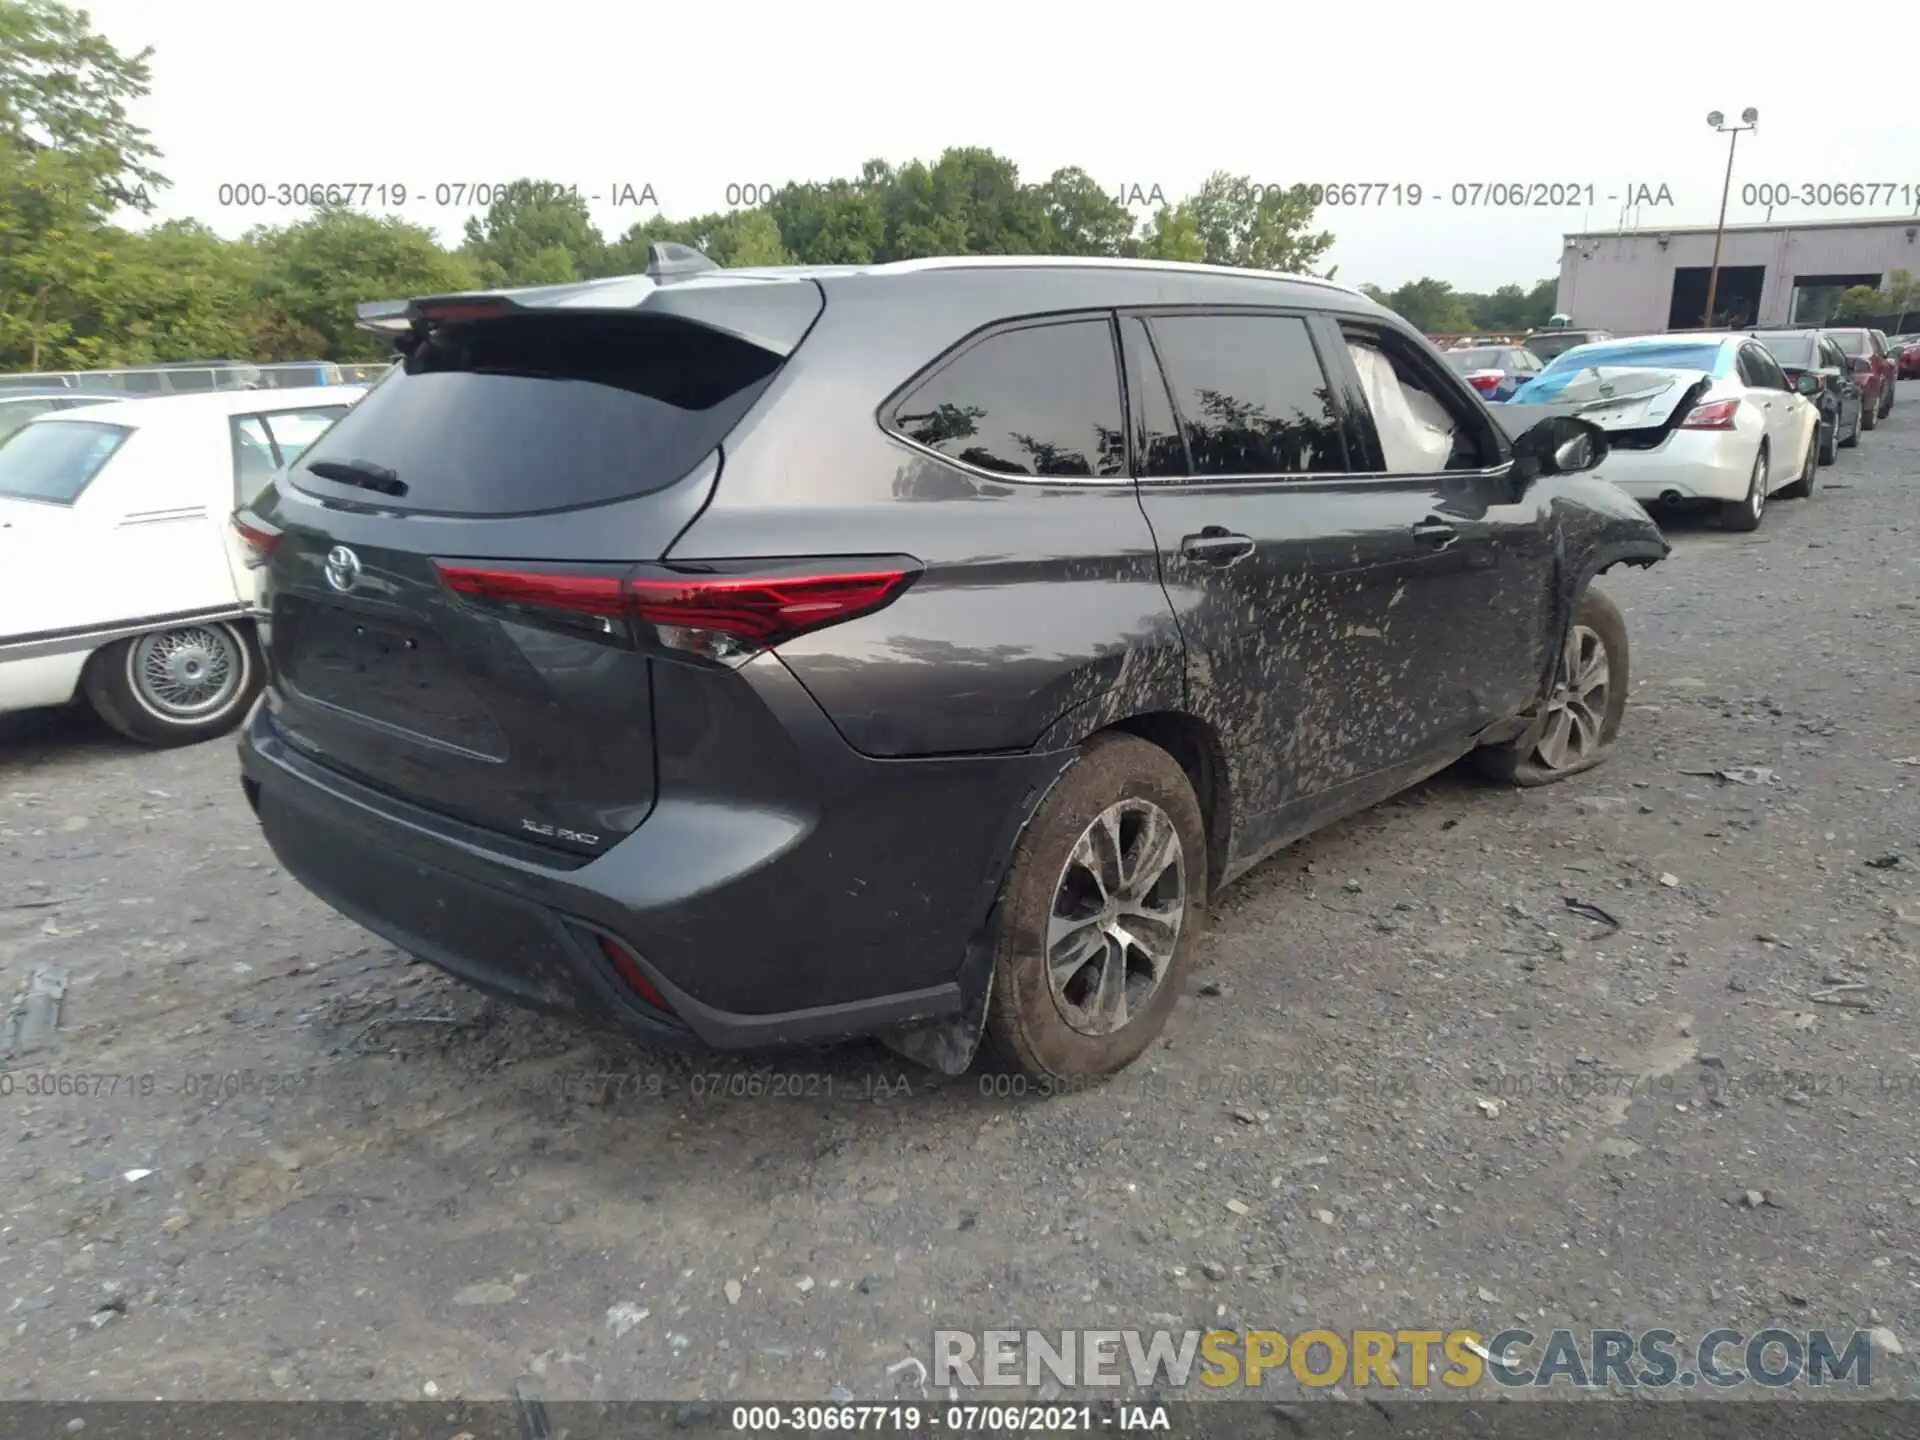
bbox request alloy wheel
[1045,798,1186,1037]
[1747,450,1767,523]
[1530,624,1611,772]
[130,626,242,719]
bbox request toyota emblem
[324,545,362,593]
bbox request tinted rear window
[1541,341,1722,377]
[1826,329,1870,353]
[891,319,1125,478]
[1444,349,1504,371]
[0,420,132,504]
[1149,314,1346,476]
[1755,335,1816,367]
[290,314,785,516]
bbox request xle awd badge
[522,819,602,846]
[324,545,362,593]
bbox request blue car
[1440,345,1545,402]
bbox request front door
[1123,309,1528,875]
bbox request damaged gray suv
[234,250,1668,1083]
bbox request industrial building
[1553,215,1920,334]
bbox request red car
[1822,327,1896,427]
[1893,334,1920,379]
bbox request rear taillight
[231,511,280,566]
[1467,372,1503,392]
[1680,398,1741,430]
[434,559,922,664]
[595,934,672,1012]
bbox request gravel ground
[3,389,1916,1406]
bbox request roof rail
[646,243,720,283]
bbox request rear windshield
[1443,349,1504,371]
[0,420,132,504]
[1754,334,1816,367]
[1524,332,1595,359]
[1540,341,1722,377]
[1825,329,1870,354]
[290,313,785,516]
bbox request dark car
[1440,345,1545,402]
[1822,327,1895,427]
[0,388,115,443]
[1752,330,1863,463]
[1523,328,1614,363]
[233,253,1669,1082]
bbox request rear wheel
[1473,586,1629,787]
[1817,419,1837,466]
[1778,428,1817,499]
[1718,444,1768,532]
[1862,393,1878,430]
[983,733,1206,1081]
[82,620,261,747]
[1840,404,1861,447]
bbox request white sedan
[0,386,362,745]
[1507,333,1821,532]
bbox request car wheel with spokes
[82,620,263,748]
[984,732,1206,1080]
[1718,444,1767,532]
[1473,586,1630,788]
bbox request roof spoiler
[354,244,724,340]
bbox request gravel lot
[4,389,1917,1405]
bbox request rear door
[1125,309,1517,870]
[1737,342,1800,463]
[250,298,816,857]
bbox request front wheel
[1840,405,1861,448]
[82,620,262,747]
[1818,420,1837,466]
[1862,394,1878,431]
[983,733,1207,1081]
[1718,444,1768,532]
[1473,586,1630,787]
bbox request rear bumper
[238,655,1068,1051]
[1596,431,1757,504]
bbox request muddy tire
[982,733,1206,1081]
[1473,586,1630,788]
[82,620,262,748]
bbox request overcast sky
[81,0,1920,293]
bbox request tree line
[1,0,1560,373]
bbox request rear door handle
[1179,527,1255,566]
[1411,519,1458,545]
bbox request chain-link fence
[0,360,393,397]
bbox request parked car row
[0,387,364,744]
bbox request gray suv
[234,251,1668,1081]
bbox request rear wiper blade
[306,458,407,497]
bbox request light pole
[1702,108,1758,328]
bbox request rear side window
[1827,329,1869,354]
[231,416,281,506]
[291,314,785,516]
[0,399,60,442]
[1148,313,1346,477]
[0,420,132,505]
[891,319,1125,478]
[259,407,347,465]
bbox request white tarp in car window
[1348,343,1454,472]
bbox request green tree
[0,142,118,367]
[461,180,608,287]
[1038,166,1135,256]
[1184,172,1332,272]
[1833,284,1885,320]
[1362,277,1474,333]
[1885,268,1920,317]
[1455,278,1557,331]
[92,218,259,363]
[881,147,1051,259]
[251,206,480,360]
[0,0,165,212]
[764,173,887,265]
[1137,202,1206,262]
